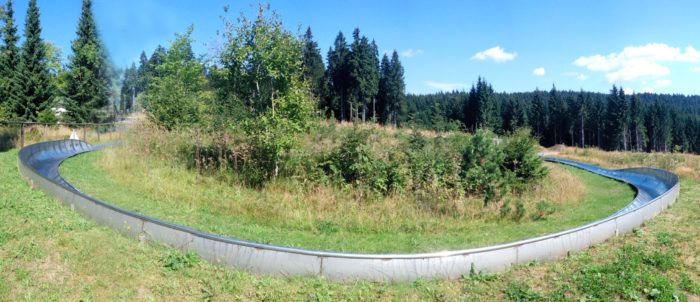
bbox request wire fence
[0,119,130,150]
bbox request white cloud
[573,43,699,83]
[640,87,655,93]
[691,67,700,72]
[426,81,468,91]
[563,72,587,80]
[623,88,635,95]
[400,48,424,58]
[533,67,546,76]
[471,46,517,63]
[655,79,672,87]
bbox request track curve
[17,140,680,281]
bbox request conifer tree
[15,0,53,121]
[0,0,20,118]
[327,32,350,121]
[386,50,404,127]
[301,27,326,108]
[64,0,111,122]
[376,53,390,124]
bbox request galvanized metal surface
[17,140,680,281]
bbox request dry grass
[0,123,123,149]
[552,146,700,181]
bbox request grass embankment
[2,147,698,300]
[60,146,634,253]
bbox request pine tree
[529,89,548,143]
[327,32,350,121]
[346,29,381,122]
[629,94,647,151]
[301,27,326,110]
[64,0,111,122]
[376,53,390,124]
[0,0,20,118]
[136,50,149,93]
[386,50,404,127]
[15,0,53,121]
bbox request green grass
[2,147,699,300]
[0,150,700,301]
[59,147,635,253]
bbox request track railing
[17,140,680,281]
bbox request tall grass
[59,120,636,253]
[554,146,700,181]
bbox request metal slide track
[17,140,680,281]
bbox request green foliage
[160,250,200,271]
[461,129,505,203]
[0,0,20,118]
[504,281,544,301]
[216,3,303,119]
[530,200,555,221]
[63,0,111,123]
[36,107,58,123]
[502,128,548,184]
[321,127,395,193]
[143,27,210,130]
[15,0,53,121]
[301,27,326,106]
[513,199,526,221]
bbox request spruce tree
[301,27,326,107]
[15,0,53,121]
[386,50,404,127]
[377,53,390,124]
[64,0,110,122]
[327,32,350,121]
[0,0,20,118]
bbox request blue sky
[9,0,700,95]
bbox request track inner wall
[17,140,680,281]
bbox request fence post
[43,124,47,142]
[83,126,86,142]
[20,123,24,147]
[96,125,100,142]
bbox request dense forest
[0,0,115,123]
[402,84,700,153]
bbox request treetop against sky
[8,0,700,95]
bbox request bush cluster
[136,122,548,210]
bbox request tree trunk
[361,94,366,122]
[580,115,585,148]
[372,97,376,121]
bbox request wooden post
[96,125,100,142]
[43,124,47,142]
[83,126,86,142]
[20,123,24,147]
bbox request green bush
[530,200,556,221]
[460,129,505,204]
[502,128,548,185]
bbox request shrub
[530,200,556,221]
[513,199,526,221]
[502,128,548,185]
[460,129,505,204]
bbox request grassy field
[59,146,635,253]
[1,147,698,300]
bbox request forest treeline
[402,82,700,153]
[0,0,115,123]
